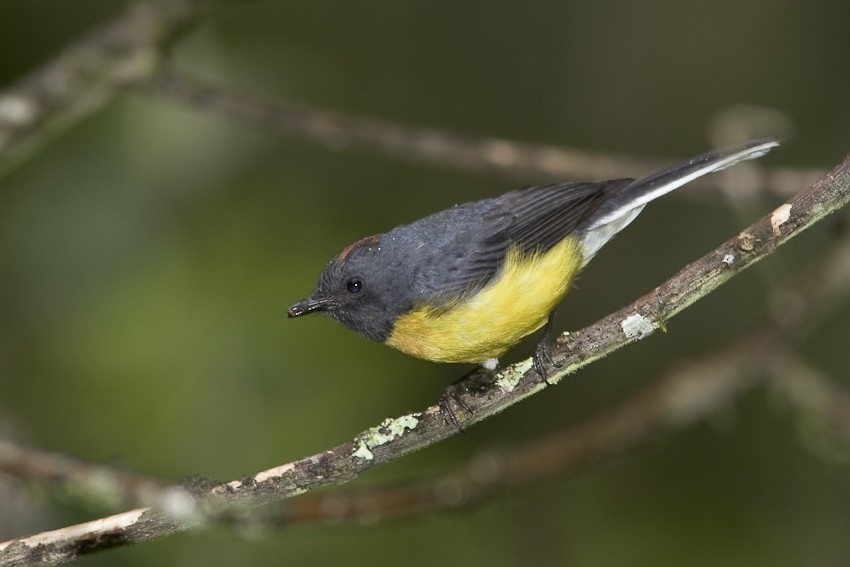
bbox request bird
[288,139,778,381]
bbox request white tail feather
[585,139,778,231]
[578,138,778,264]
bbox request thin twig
[2,154,847,566]
[145,71,823,197]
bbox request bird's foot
[438,363,497,432]
[534,312,563,384]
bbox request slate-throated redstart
[288,139,778,379]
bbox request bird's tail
[577,138,779,263]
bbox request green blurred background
[2,1,850,565]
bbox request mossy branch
[2,153,848,566]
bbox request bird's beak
[287,295,333,318]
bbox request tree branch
[2,153,847,565]
[255,223,850,526]
[145,71,822,197]
[0,0,206,178]
[8,203,849,529]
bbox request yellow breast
[385,236,582,363]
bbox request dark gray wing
[431,179,634,301]
[425,139,780,304]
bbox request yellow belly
[385,237,582,363]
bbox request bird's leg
[439,363,497,432]
[533,311,562,384]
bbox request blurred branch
[772,361,850,449]
[0,441,192,515]
[0,0,206,178]
[1,153,847,565]
[145,71,822,197]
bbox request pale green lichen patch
[621,313,655,339]
[352,413,421,460]
[352,441,374,460]
[387,413,419,435]
[496,359,532,392]
[284,486,308,498]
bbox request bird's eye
[346,277,363,294]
